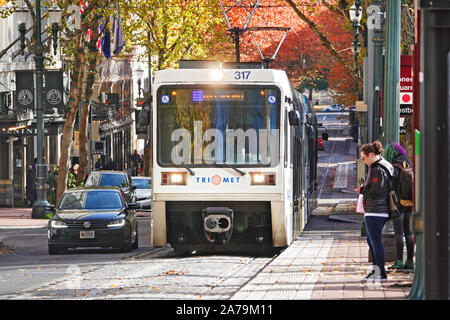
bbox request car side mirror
[317,122,323,127]
[288,110,301,126]
[128,203,139,210]
[130,185,137,191]
[322,132,329,141]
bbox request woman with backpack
[383,143,415,270]
[359,141,394,280]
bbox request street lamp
[349,1,362,99]
[16,1,62,218]
[371,0,385,142]
[135,66,144,99]
[16,5,29,56]
[48,5,62,55]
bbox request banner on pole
[44,71,64,114]
[14,71,34,112]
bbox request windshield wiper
[212,162,246,176]
[180,163,195,176]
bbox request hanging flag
[15,71,34,112]
[43,71,64,114]
[101,27,111,59]
[112,7,126,56]
[97,19,104,55]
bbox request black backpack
[392,161,413,201]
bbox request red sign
[400,55,413,113]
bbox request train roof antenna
[217,1,290,68]
[218,0,261,63]
[248,27,290,68]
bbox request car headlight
[107,219,126,228]
[50,220,67,229]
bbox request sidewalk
[232,134,414,300]
[0,208,48,229]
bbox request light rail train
[150,61,327,254]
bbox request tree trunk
[76,89,90,186]
[77,55,98,186]
[76,22,100,186]
[56,52,85,204]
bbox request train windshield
[157,86,280,167]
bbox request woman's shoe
[404,259,414,269]
[363,270,376,279]
[388,259,404,269]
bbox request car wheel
[122,242,132,253]
[132,229,139,250]
[48,244,65,255]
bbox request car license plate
[80,231,95,239]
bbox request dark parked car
[48,187,139,254]
[84,171,136,203]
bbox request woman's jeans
[365,216,388,276]
[392,205,415,261]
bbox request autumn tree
[55,1,119,203]
[219,0,354,104]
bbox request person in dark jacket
[25,165,36,207]
[383,143,415,270]
[359,141,394,280]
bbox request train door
[291,93,305,238]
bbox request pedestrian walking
[383,143,415,270]
[95,158,103,171]
[131,150,142,176]
[358,141,394,280]
[25,165,36,207]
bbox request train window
[157,86,281,167]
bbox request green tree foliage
[121,0,229,70]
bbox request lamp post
[349,1,362,100]
[16,1,62,218]
[371,0,385,142]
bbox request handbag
[388,190,400,219]
[356,194,365,214]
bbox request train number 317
[234,71,251,80]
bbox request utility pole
[417,1,450,300]
[382,0,401,145]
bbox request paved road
[0,217,152,297]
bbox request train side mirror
[322,132,329,141]
[288,110,301,126]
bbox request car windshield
[132,179,151,189]
[85,173,128,188]
[58,190,124,210]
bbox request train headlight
[161,172,186,185]
[211,69,224,81]
[250,173,276,185]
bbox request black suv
[84,171,136,203]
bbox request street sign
[399,55,414,135]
